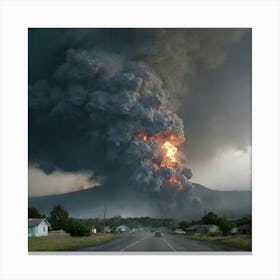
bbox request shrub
[179,221,190,230]
[218,217,235,236]
[66,218,91,237]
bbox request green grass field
[186,234,252,251]
[28,233,121,251]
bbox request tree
[66,218,91,236]
[200,211,235,235]
[28,207,42,218]
[218,217,235,236]
[179,221,190,230]
[201,212,219,224]
[49,204,69,230]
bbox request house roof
[202,224,219,229]
[28,218,51,227]
[238,224,251,230]
[116,225,130,229]
[187,224,219,230]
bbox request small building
[104,226,112,233]
[186,224,219,234]
[238,224,251,234]
[229,227,238,235]
[115,225,130,233]
[28,218,51,237]
[186,225,198,233]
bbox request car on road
[175,229,186,235]
[154,231,162,237]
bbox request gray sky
[28,28,251,196]
[179,32,251,189]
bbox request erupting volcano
[28,28,252,222]
[29,48,193,198]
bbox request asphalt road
[76,232,243,252]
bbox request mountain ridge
[28,183,251,220]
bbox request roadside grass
[28,233,121,251]
[186,234,252,251]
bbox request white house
[115,225,130,233]
[28,218,51,237]
[229,227,238,235]
[104,226,112,233]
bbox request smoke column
[30,48,193,195]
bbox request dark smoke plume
[29,48,192,194]
[29,28,249,216]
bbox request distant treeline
[29,205,251,236]
[84,216,177,230]
[85,213,251,235]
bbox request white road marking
[162,236,176,251]
[120,235,150,252]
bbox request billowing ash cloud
[29,28,250,217]
[29,48,193,196]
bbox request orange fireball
[160,141,178,168]
[136,131,185,190]
[169,176,180,184]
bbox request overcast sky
[28,28,251,196]
[180,32,251,189]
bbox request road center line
[162,236,176,251]
[120,235,150,251]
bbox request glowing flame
[169,176,180,184]
[160,141,178,168]
[136,131,185,190]
[137,131,183,145]
[137,133,147,141]
[162,141,177,160]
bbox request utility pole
[103,207,107,235]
